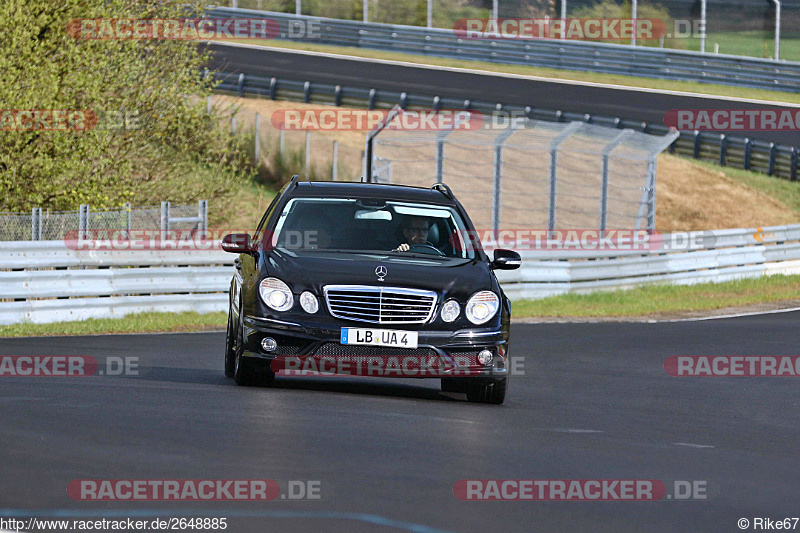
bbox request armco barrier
[207,8,800,93]
[2,224,799,325]
[211,71,799,181]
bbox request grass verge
[0,311,227,338]
[222,39,800,105]
[512,274,800,318]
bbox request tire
[233,314,257,386]
[465,377,507,405]
[224,310,235,378]
[441,378,466,393]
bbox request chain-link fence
[0,202,208,241]
[366,109,678,232]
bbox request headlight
[465,291,499,325]
[440,300,460,322]
[259,277,293,311]
[299,291,319,314]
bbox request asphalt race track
[2,312,799,532]
[208,43,800,147]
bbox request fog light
[261,337,277,352]
[477,349,493,366]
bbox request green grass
[0,311,227,338]
[683,31,800,62]
[512,274,800,318]
[222,38,800,105]
[684,156,800,213]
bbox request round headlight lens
[440,300,460,322]
[259,277,293,311]
[465,291,499,325]
[299,291,319,314]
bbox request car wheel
[224,310,235,378]
[465,378,507,405]
[233,314,257,386]
[441,378,466,393]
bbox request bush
[571,0,682,49]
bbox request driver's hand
[394,243,410,252]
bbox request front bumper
[241,315,509,379]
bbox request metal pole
[599,130,634,235]
[332,140,338,181]
[547,122,580,234]
[232,0,237,8]
[427,0,432,27]
[434,130,454,184]
[700,0,706,53]
[231,114,235,136]
[773,0,781,60]
[31,208,41,241]
[363,0,368,23]
[198,200,208,232]
[125,202,131,240]
[79,205,89,240]
[305,131,311,179]
[254,112,260,163]
[296,0,301,16]
[492,0,498,20]
[492,125,518,238]
[631,0,637,47]
[279,124,285,155]
[160,201,170,241]
[206,96,212,115]
[560,0,567,40]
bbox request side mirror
[492,249,521,270]
[221,233,253,254]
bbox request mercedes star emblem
[375,265,387,281]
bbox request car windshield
[271,197,477,259]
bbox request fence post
[492,124,518,237]
[767,143,776,175]
[305,131,311,179]
[125,202,131,239]
[269,77,277,100]
[599,129,634,236]
[79,204,89,239]
[332,140,338,181]
[237,73,245,97]
[743,138,752,170]
[368,89,376,110]
[31,207,41,241]
[303,81,311,103]
[693,130,701,158]
[198,200,208,232]
[206,95,212,115]
[280,123,285,155]
[434,129,454,184]
[231,113,236,136]
[160,201,170,241]
[547,122,580,234]
[334,85,342,106]
[719,134,727,166]
[254,112,261,163]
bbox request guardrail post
[334,85,342,106]
[719,134,727,165]
[237,73,245,97]
[463,99,471,110]
[161,201,170,241]
[693,130,702,158]
[792,147,798,182]
[432,96,440,111]
[254,112,261,163]
[198,200,207,232]
[31,208,41,241]
[332,141,338,181]
[768,143,776,175]
[368,89,376,110]
[125,202,131,239]
[399,92,408,109]
[743,138,752,170]
[79,205,89,239]
[269,77,277,100]
[303,81,311,103]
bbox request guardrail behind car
[2,223,799,325]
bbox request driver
[394,215,434,252]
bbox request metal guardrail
[2,224,799,325]
[208,8,800,93]
[212,71,799,181]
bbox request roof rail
[431,183,454,199]
[289,174,300,189]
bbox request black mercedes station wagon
[221,177,521,404]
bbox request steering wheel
[407,243,445,256]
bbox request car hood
[264,250,495,298]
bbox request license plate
[340,328,418,349]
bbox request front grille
[323,285,437,324]
[312,343,438,358]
